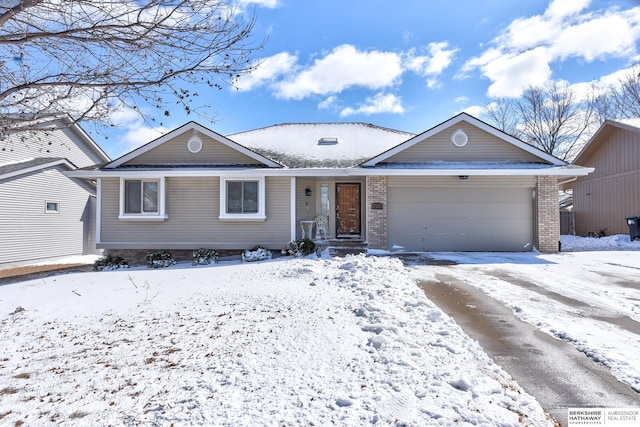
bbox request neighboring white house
[0,116,110,266]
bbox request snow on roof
[228,123,415,168]
[0,157,67,178]
[615,117,640,129]
[371,161,554,169]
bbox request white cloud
[425,42,457,75]
[110,106,171,153]
[237,42,455,109]
[340,93,404,117]
[462,1,640,98]
[235,52,298,91]
[318,95,338,110]
[404,42,458,88]
[551,12,637,61]
[545,0,590,19]
[459,104,485,118]
[236,0,279,8]
[122,124,171,150]
[484,47,553,98]
[275,44,403,100]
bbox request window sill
[118,214,169,222]
[218,214,267,222]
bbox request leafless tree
[482,98,521,139]
[484,82,599,161]
[0,0,262,136]
[608,64,640,119]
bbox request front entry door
[336,183,361,237]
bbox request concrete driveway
[411,261,640,427]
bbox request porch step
[326,239,368,257]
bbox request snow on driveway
[409,235,640,393]
[0,255,552,426]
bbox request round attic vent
[187,132,203,153]
[451,129,468,147]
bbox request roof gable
[573,119,640,165]
[363,113,565,167]
[0,115,110,168]
[0,157,75,181]
[106,122,281,169]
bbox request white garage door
[387,183,534,252]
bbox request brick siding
[366,176,387,250]
[537,176,560,253]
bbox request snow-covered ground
[0,235,637,425]
[409,234,640,393]
[1,255,552,425]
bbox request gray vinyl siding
[1,125,104,168]
[295,178,317,238]
[0,167,95,264]
[572,127,640,236]
[384,122,542,163]
[387,176,535,251]
[100,176,291,249]
[124,133,264,166]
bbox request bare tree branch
[483,82,600,161]
[0,0,263,139]
[608,64,640,119]
[482,98,521,139]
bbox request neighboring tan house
[0,116,111,265]
[68,113,592,263]
[562,119,640,237]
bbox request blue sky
[100,0,640,158]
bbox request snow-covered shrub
[241,246,272,262]
[288,238,317,257]
[146,250,176,268]
[192,248,219,265]
[93,255,129,272]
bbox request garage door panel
[389,202,531,220]
[388,186,534,252]
[389,188,530,203]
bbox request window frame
[45,201,59,214]
[119,177,167,221]
[219,176,266,221]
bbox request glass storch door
[320,183,330,236]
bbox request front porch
[293,177,369,242]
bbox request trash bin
[625,216,640,241]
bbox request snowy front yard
[1,255,551,426]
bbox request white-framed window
[45,201,59,213]
[119,177,167,221]
[219,176,266,221]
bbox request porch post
[290,177,297,242]
[96,178,102,246]
[366,176,387,250]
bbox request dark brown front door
[336,183,361,237]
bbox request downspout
[558,176,577,187]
